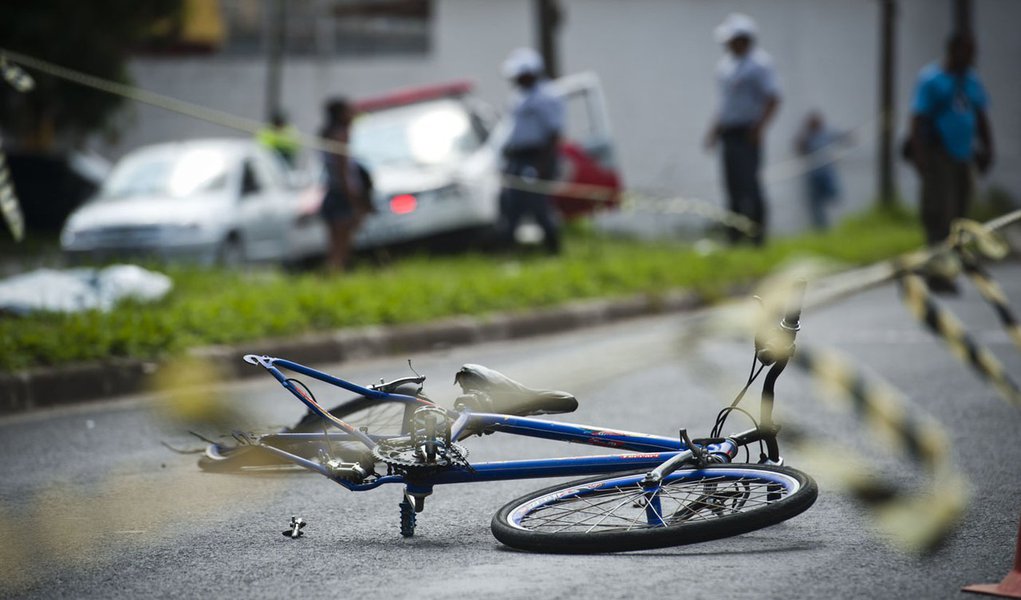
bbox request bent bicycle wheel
[198,396,412,473]
[491,464,817,553]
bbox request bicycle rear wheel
[491,464,817,553]
[198,397,412,473]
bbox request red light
[390,194,417,215]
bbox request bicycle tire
[198,396,412,473]
[491,464,817,553]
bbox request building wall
[108,0,1020,235]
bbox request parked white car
[60,139,314,265]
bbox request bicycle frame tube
[453,412,684,453]
[427,452,684,484]
[242,356,770,493]
[244,355,432,450]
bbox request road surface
[2,263,1019,599]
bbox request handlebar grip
[781,279,807,331]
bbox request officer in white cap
[500,47,565,254]
[704,13,781,246]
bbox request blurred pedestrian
[703,13,780,246]
[500,47,565,254]
[794,111,852,230]
[257,110,301,168]
[318,98,373,273]
[908,32,994,291]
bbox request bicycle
[199,283,817,553]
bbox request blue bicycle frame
[243,355,746,496]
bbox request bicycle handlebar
[781,279,806,332]
[756,279,807,366]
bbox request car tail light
[390,194,417,214]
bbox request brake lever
[371,375,427,394]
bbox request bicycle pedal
[231,430,259,446]
[282,516,306,539]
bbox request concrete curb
[0,290,706,415]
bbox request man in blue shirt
[704,13,781,246]
[909,33,994,251]
[500,47,565,254]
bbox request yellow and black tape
[677,267,966,551]
[958,254,1021,353]
[897,272,1021,408]
[788,344,966,552]
[0,53,33,242]
[0,54,34,92]
[0,140,24,242]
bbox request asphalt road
[2,263,1020,599]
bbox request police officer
[500,47,565,254]
[704,14,781,246]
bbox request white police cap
[502,47,545,79]
[714,13,758,44]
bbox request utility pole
[536,0,562,78]
[877,0,897,207]
[953,0,973,33]
[264,0,286,120]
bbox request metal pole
[953,0,973,34]
[536,0,562,79]
[264,0,286,120]
[877,0,897,207]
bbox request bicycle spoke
[517,474,793,534]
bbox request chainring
[372,439,469,472]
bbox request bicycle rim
[492,464,817,553]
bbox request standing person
[318,98,373,273]
[500,47,565,254]
[794,111,852,230]
[908,32,994,290]
[257,110,301,168]
[704,13,781,246]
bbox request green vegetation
[0,208,922,371]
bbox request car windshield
[351,98,481,170]
[101,147,231,199]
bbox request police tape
[959,256,1021,352]
[1,54,33,92]
[0,139,24,242]
[0,48,349,158]
[676,266,967,552]
[897,272,1021,408]
[789,345,967,552]
[948,218,1021,352]
[0,54,33,242]
[501,172,760,237]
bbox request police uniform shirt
[716,48,780,128]
[504,80,565,153]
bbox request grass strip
[0,207,921,372]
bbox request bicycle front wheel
[491,464,817,553]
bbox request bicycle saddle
[454,364,578,416]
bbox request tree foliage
[0,0,181,149]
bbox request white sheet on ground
[0,265,172,314]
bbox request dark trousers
[721,127,767,245]
[501,155,561,253]
[920,147,973,245]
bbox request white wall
[107,0,1021,236]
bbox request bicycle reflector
[390,194,417,214]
